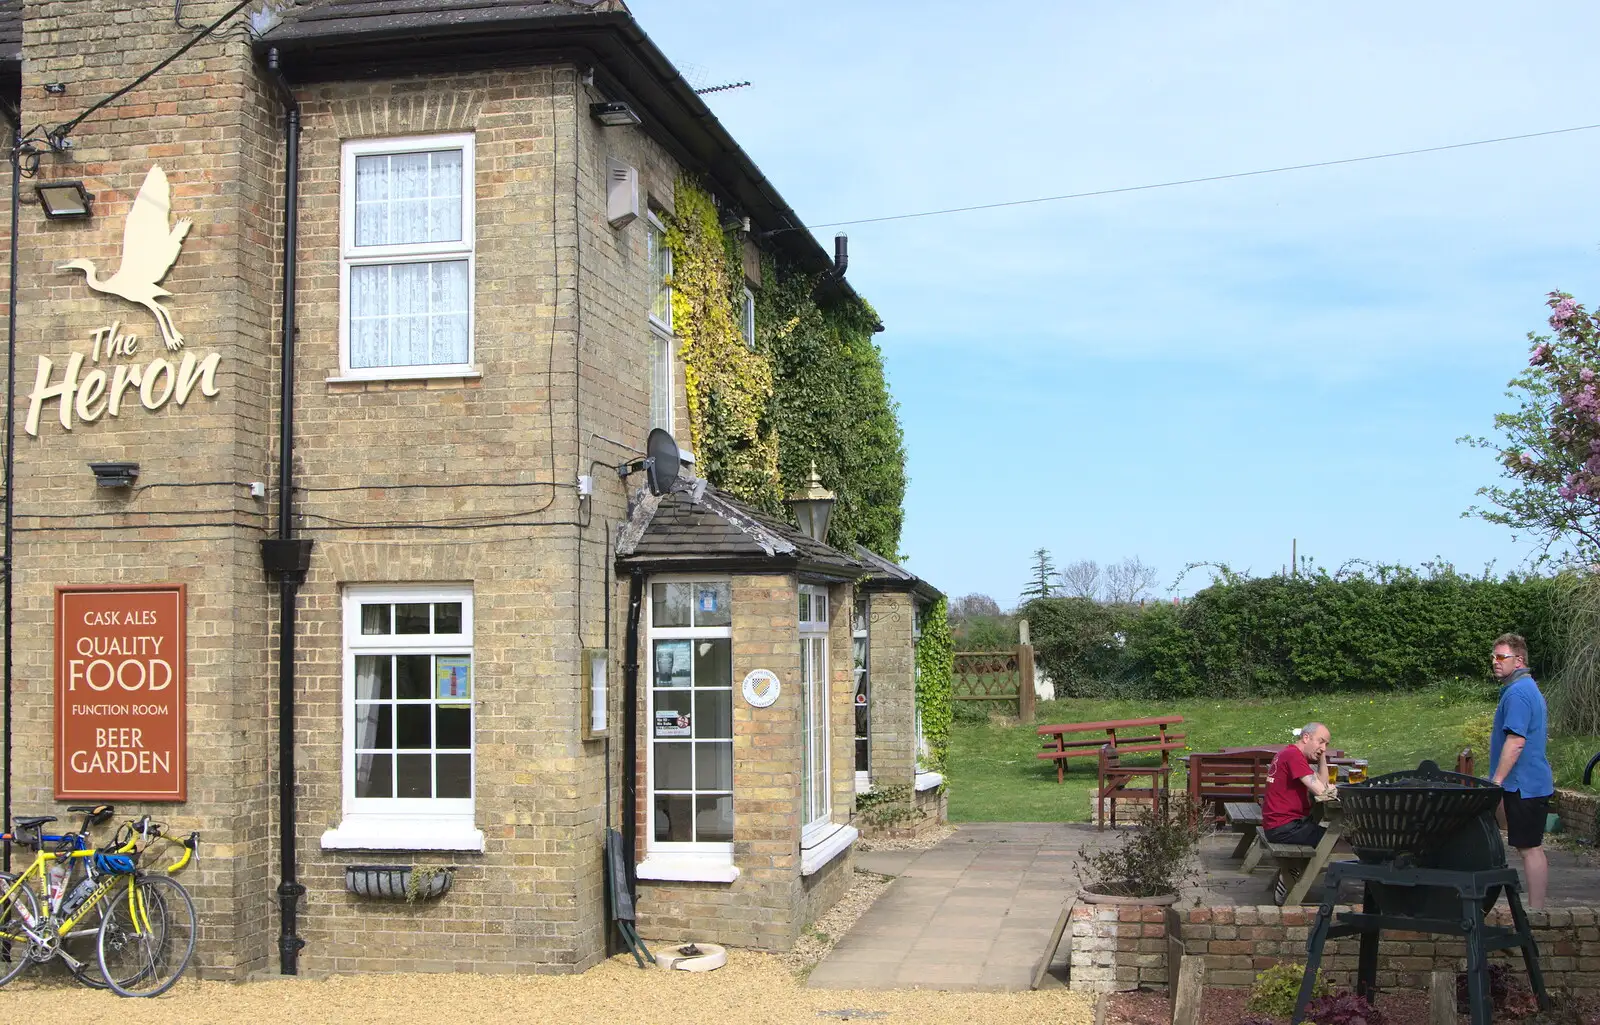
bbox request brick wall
[865,590,916,790]
[1067,902,1600,997]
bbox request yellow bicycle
[0,810,199,997]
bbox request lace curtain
[349,150,469,369]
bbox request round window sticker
[741,669,781,708]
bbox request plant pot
[344,864,455,901]
[1079,886,1179,906]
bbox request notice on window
[696,588,719,614]
[436,656,472,702]
[653,640,691,688]
[654,710,692,738]
[54,585,187,802]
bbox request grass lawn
[946,692,1600,823]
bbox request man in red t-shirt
[1263,722,1336,847]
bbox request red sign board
[55,585,186,802]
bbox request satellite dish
[644,429,680,496]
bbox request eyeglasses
[1491,653,1520,662]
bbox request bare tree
[1103,557,1159,604]
[951,593,1003,619]
[1059,559,1102,600]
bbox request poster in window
[653,640,691,688]
[436,656,472,702]
[696,588,719,615]
[654,710,692,738]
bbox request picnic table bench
[1242,801,1346,905]
[1186,749,1274,822]
[1036,715,1185,783]
[1223,801,1263,858]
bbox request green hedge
[1025,568,1561,698]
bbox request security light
[37,180,93,220]
[590,101,641,128]
[88,461,139,488]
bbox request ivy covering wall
[915,597,954,772]
[665,175,906,556]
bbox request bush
[1025,565,1562,697]
[1080,798,1202,898]
[1248,962,1332,1019]
[951,700,990,726]
[1303,993,1384,1025]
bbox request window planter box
[344,864,455,901]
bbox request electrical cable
[50,0,254,146]
[297,480,576,494]
[774,120,1600,232]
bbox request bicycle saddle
[13,816,55,828]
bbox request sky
[627,1,1600,606]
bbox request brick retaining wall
[1067,902,1600,996]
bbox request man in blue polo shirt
[1489,632,1554,908]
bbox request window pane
[355,655,391,700]
[354,149,463,246]
[348,261,469,369]
[856,737,869,773]
[395,603,431,634]
[798,592,810,621]
[434,602,462,634]
[853,598,867,635]
[396,754,431,798]
[654,794,692,843]
[436,754,471,798]
[653,640,691,688]
[814,593,829,623]
[648,221,672,327]
[693,690,731,740]
[690,582,730,628]
[396,704,432,749]
[696,795,733,843]
[436,705,471,749]
[354,702,392,750]
[695,741,732,792]
[652,582,690,627]
[655,742,692,790]
[355,753,391,798]
[396,655,432,699]
[361,604,390,635]
[693,638,731,689]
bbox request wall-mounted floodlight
[37,180,93,220]
[88,461,139,488]
[590,101,641,128]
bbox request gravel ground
[0,951,1094,1025]
[857,824,957,852]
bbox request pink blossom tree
[1465,291,1600,561]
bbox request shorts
[1503,791,1549,849]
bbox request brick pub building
[0,0,938,978]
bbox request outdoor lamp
[590,101,642,127]
[36,180,93,220]
[786,462,836,544]
[88,461,138,488]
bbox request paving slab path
[808,823,1115,992]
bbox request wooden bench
[1096,740,1186,828]
[1244,806,1346,905]
[1037,715,1185,783]
[1222,801,1263,859]
[1187,750,1274,824]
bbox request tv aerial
[617,428,681,496]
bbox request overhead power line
[791,120,1600,231]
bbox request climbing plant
[915,597,954,772]
[661,175,907,555]
[665,176,782,509]
[757,257,907,557]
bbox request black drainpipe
[261,48,311,976]
[2,119,19,874]
[620,569,645,908]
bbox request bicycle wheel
[64,899,118,989]
[97,874,194,997]
[0,873,39,986]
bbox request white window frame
[336,132,477,382]
[648,211,675,433]
[638,575,738,883]
[852,595,870,794]
[322,583,482,852]
[741,287,756,348]
[799,584,832,845]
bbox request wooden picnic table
[1215,746,1369,782]
[1035,715,1185,783]
[1243,797,1347,905]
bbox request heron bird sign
[28,165,222,436]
